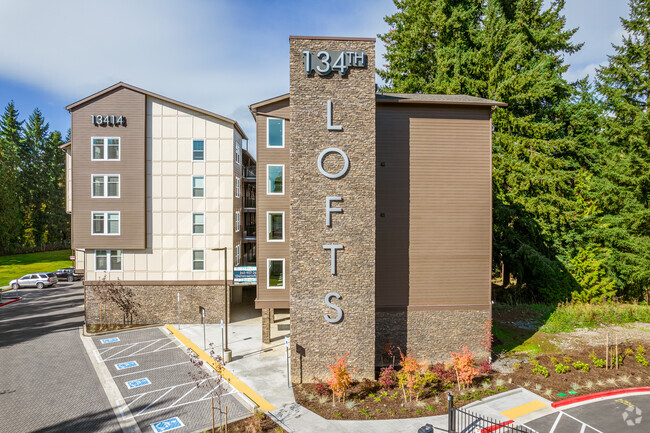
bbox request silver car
[9,273,57,290]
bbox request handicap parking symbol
[115,361,138,370]
[126,378,151,389]
[151,417,184,432]
[100,337,119,344]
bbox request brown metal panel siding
[70,87,146,250]
[255,108,290,304]
[409,108,491,306]
[256,98,290,119]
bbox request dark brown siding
[255,98,291,308]
[376,104,492,308]
[70,87,146,250]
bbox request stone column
[262,308,271,344]
[270,308,275,324]
[289,36,377,382]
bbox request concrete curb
[165,324,277,412]
[552,387,650,408]
[82,323,163,337]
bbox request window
[192,176,204,197]
[235,211,240,232]
[235,177,241,198]
[92,137,120,160]
[235,243,240,266]
[192,213,204,234]
[267,118,284,148]
[267,259,285,289]
[235,142,241,165]
[193,139,204,161]
[95,250,122,271]
[267,212,284,242]
[92,212,120,235]
[267,164,284,195]
[92,175,120,198]
[192,249,205,271]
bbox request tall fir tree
[594,0,650,298]
[0,101,24,253]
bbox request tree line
[379,0,649,303]
[0,103,69,255]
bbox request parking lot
[90,327,252,433]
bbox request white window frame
[91,174,120,198]
[235,211,240,232]
[192,212,205,235]
[91,137,121,161]
[95,250,122,272]
[192,249,205,271]
[266,118,285,148]
[235,177,241,198]
[266,211,285,242]
[266,164,285,195]
[91,211,120,235]
[267,258,285,289]
[192,176,205,198]
[235,243,241,266]
[235,142,241,165]
[192,139,205,161]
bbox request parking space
[525,393,650,433]
[91,327,252,433]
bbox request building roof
[58,141,71,150]
[65,82,248,139]
[376,93,507,107]
[249,92,506,114]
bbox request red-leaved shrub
[312,377,330,396]
[327,354,353,403]
[479,360,492,375]
[378,365,397,389]
[451,346,479,390]
[429,362,456,384]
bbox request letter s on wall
[324,292,343,323]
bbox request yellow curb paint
[165,324,277,412]
[501,400,548,419]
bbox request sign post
[285,336,290,389]
[220,319,225,361]
[177,292,181,330]
[200,307,206,350]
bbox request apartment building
[251,36,505,381]
[62,82,255,325]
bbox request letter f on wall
[326,196,343,227]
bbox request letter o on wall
[317,148,349,179]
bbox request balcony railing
[244,225,256,238]
[243,165,256,178]
[243,197,256,208]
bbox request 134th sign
[301,50,366,76]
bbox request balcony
[243,165,256,180]
[243,225,256,241]
[243,197,256,210]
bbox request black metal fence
[446,394,536,433]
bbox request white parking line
[125,381,199,399]
[136,387,176,416]
[153,341,175,352]
[170,379,205,407]
[127,340,160,356]
[114,361,187,378]
[560,410,604,433]
[133,391,237,418]
[549,412,562,433]
[99,338,166,353]
[107,347,178,361]
[105,343,139,361]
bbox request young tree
[0,101,23,253]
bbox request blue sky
[0,0,630,154]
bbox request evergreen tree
[594,0,650,298]
[0,102,23,253]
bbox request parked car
[9,273,57,290]
[54,267,83,282]
[45,272,59,285]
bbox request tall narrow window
[96,250,122,271]
[235,211,240,232]
[92,138,120,160]
[235,142,241,165]
[192,176,204,197]
[193,139,204,161]
[92,212,120,235]
[235,177,241,198]
[267,212,284,242]
[267,118,284,148]
[192,249,205,271]
[92,175,120,198]
[267,165,284,195]
[192,213,205,234]
[235,244,240,266]
[267,259,285,289]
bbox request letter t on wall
[326,196,343,227]
[323,245,343,275]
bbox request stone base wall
[84,284,227,325]
[376,309,490,368]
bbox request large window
[192,249,205,271]
[192,213,204,234]
[267,259,285,289]
[92,175,120,198]
[192,176,204,197]
[235,177,241,198]
[193,139,205,161]
[235,211,240,232]
[267,212,284,242]
[92,212,120,235]
[92,137,120,160]
[267,164,284,195]
[267,118,284,148]
[96,250,122,271]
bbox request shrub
[636,345,648,367]
[563,356,572,364]
[378,365,397,389]
[312,377,330,396]
[555,363,570,374]
[513,363,522,370]
[572,361,590,372]
[479,360,492,374]
[549,356,558,366]
[530,360,549,378]
[590,351,606,368]
[430,362,456,384]
[450,346,480,390]
[397,350,424,403]
[327,354,353,403]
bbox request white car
[9,273,57,290]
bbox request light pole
[212,247,232,362]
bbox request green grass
[541,301,650,333]
[0,250,74,287]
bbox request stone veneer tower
[289,36,376,381]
